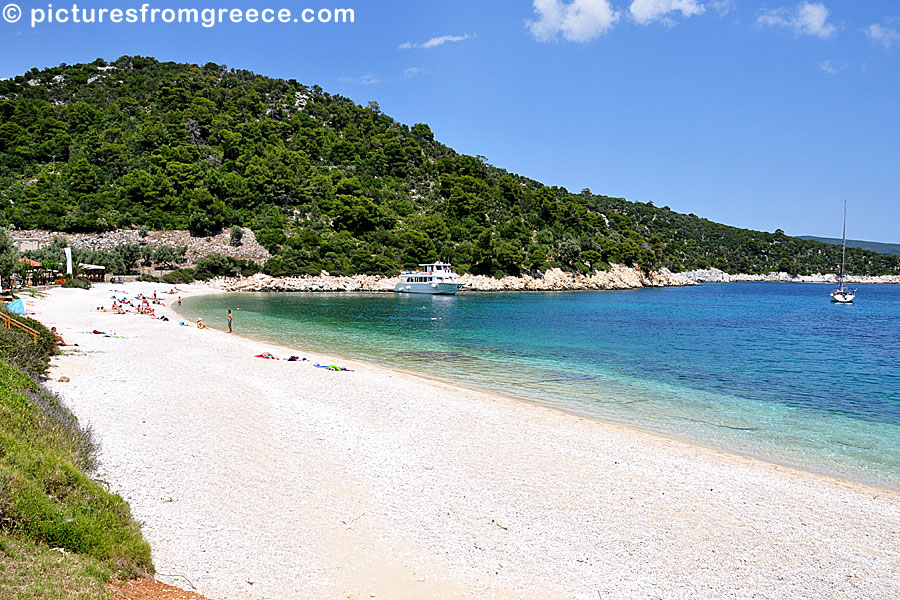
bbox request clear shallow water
[180,283,900,490]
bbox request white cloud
[756,2,836,38]
[527,0,619,43]
[403,67,425,79]
[709,0,734,17]
[819,59,847,74]
[865,22,900,49]
[422,34,470,48]
[339,74,381,85]
[398,34,471,50]
[629,0,705,26]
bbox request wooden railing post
[1,310,40,344]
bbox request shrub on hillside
[160,268,195,284]
[230,225,244,247]
[61,277,90,289]
[194,254,260,281]
[0,308,56,378]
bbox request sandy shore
[30,283,900,600]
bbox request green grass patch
[0,533,111,600]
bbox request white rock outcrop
[212,265,697,293]
[682,269,900,285]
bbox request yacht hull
[830,291,855,303]
[393,282,464,295]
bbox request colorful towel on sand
[90,330,125,338]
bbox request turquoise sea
[179,283,900,491]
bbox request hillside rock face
[9,229,270,266]
[210,266,696,293]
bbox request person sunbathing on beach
[197,318,207,329]
[50,327,72,346]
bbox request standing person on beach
[227,310,233,333]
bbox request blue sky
[2,1,898,242]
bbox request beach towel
[90,329,124,338]
[314,364,354,372]
[255,352,279,360]
[6,299,25,315]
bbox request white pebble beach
[31,283,900,600]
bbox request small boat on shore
[831,199,856,304]
[394,262,464,295]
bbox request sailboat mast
[839,199,847,288]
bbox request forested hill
[1,57,898,277]
[798,236,900,257]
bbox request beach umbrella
[6,298,25,315]
[64,247,73,275]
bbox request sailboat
[830,199,856,303]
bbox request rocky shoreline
[210,265,696,293]
[682,268,900,285]
[210,265,900,293]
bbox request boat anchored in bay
[394,262,465,295]
[831,199,856,304]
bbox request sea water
[179,283,900,490]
